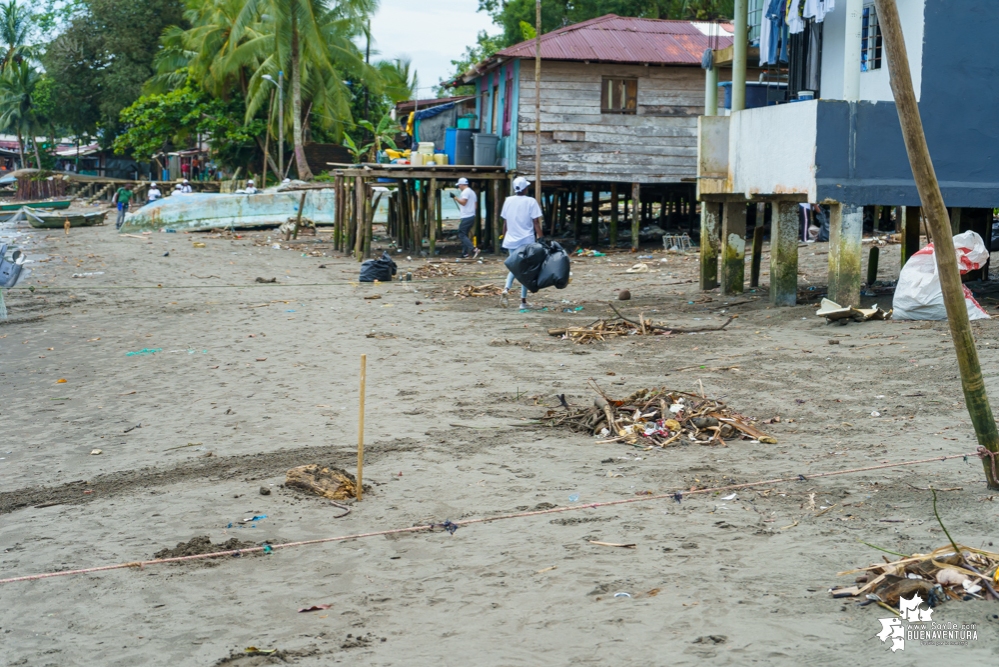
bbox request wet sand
[1,218,998,665]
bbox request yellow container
[434,154,448,165]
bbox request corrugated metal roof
[495,14,734,66]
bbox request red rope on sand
[0,451,978,585]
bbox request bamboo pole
[590,187,599,246]
[357,354,366,501]
[609,184,618,247]
[875,0,999,488]
[631,183,641,251]
[428,178,437,257]
[534,0,542,205]
[354,176,364,260]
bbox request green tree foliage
[42,0,186,144]
[479,0,734,47]
[0,0,37,70]
[0,60,44,166]
[439,30,505,95]
[112,84,263,172]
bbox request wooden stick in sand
[876,0,999,488]
[357,354,366,501]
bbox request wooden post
[877,0,999,487]
[363,189,373,259]
[573,184,583,240]
[750,223,764,288]
[436,188,443,239]
[770,201,799,306]
[293,191,306,240]
[901,206,921,267]
[492,179,502,254]
[333,174,342,251]
[428,178,437,257]
[827,203,863,305]
[474,180,482,250]
[866,246,880,286]
[550,191,561,237]
[590,187,599,246]
[609,184,619,248]
[631,183,641,250]
[720,201,746,295]
[949,207,962,235]
[699,201,720,290]
[354,176,364,261]
[357,354,366,501]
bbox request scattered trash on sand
[152,536,258,564]
[255,277,277,284]
[413,263,459,279]
[549,304,734,344]
[126,348,162,356]
[831,543,999,608]
[453,283,504,298]
[542,383,776,446]
[285,464,368,501]
[816,298,891,324]
[298,603,333,613]
[89,449,102,455]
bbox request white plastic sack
[892,230,990,320]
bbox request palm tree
[234,0,377,180]
[0,60,42,167]
[0,0,34,72]
[377,58,418,104]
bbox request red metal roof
[494,15,734,66]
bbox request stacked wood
[16,176,68,201]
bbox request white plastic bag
[892,230,990,320]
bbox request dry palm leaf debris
[542,383,776,446]
[832,544,999,608]
[413,263,459,279]
[549,303,734,344]
[453,283,505,298]
[285,465,368,500]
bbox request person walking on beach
[500,176,543,309]
[451,178,479,259]
[112,184,133,229]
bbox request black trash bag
[359,251,397,283]
[537,241,570,290]
[504,242,549,293]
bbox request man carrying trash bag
[501,177,571,308]
[500,177,544,308]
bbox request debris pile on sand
[285,464,367,500]
[413,263,459,279]
[153,536,257,562]
[831,544,999,607]
[549,304,734,343]
[542,385,776,446]
[452,283,504,298]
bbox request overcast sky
[368,0,496,96]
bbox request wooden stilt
[493,179,502,254]
[354,176,364,261]
[609,184,618,248]
[573,184,583,240]
[590,187,599,246]
[867,246,880,286]
[428,178,437,257]
[363,188,373,259]
[631,183,641,251]
[901,205,921,267]
[750,224,764,288]
[720,202,746,295]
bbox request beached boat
[22,209,107,228]
[0,199,73,212]
[119,191,335,232]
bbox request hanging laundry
[786,0,806,35]
[763,0,790,65]
[804,0,835,23]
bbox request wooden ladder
[87,183,115,205]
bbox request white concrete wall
[820,0,925,102]
[729,101,818,200]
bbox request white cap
[174,183,182,188]
[247,179,255,184]
[182,179,189,183]
[150,182,157,187]
[457,178,469,186]
[513,176,530,193]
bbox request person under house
[451,178,479,259]
[500,176,544,309]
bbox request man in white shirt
[500,176,544,309]
[450,178,479,258]
[181,179,193,194]
[244,179,257,194]
[147,182,162,203]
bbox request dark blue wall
[815,0,999,207]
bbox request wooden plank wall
[516,61,704,183]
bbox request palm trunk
[16,131,25,170]
[290,11,313,180]
[33,138,42,170]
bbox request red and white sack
[892,230,990,320]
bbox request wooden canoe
[0,199,73,212]
[25,210,108,229]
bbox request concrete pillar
[704,65,718,116]
[828,203,864,306]
[732,0,748,112]
[699,201,720,290]
[901,206,921,267]
[770,201,799,306]
[720,201,746,295]
[843,0,863,101]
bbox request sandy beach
[2,218,997,666]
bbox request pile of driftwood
[542,383,776,446]
[832,543,999,608]
[453,283,504,298]
[413,263,459,279]
[549,304,734,344]
[285,464,366,500]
